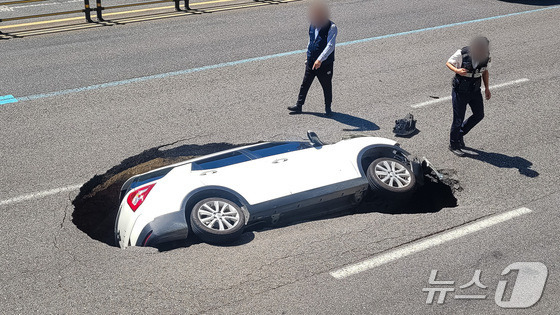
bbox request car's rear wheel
[190,197,245,244]
[367,157,416,201]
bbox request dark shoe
[449,145,465,157]
[287,105,302,113]
[324,111,333,118]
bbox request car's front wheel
[190,198,245,244]
[366,157,416,200]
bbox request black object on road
[393,113,418,137]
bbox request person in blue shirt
[288,0,338,117]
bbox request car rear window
[191,151,250,170]
[247,142,312,158]
[129,168,172,189]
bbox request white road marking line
[0,184,82,207]
[330,207,532,279]
[411,78,530,108]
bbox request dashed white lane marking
[0,184,82,207]
[410,78,530,108]
[330,207,532,279]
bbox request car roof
[142,141,310,175]
[121,141,314,191]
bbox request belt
[458,72,483,78]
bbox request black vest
[453,46,490,92]
[307,21,335,65]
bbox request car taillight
[127,183,155,212]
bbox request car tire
[190,197,245,244]
[366,157,416,200]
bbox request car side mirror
[307,130,324,147]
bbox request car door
[192,150,292,205]
[281,145,359,195]
[246,142,358,195]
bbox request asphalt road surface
[1,0,559,313]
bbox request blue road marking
[0,95,18,105]
[12,5,560,104]
[337,6,560,47]
[16,50,306,103]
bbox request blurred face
[309,1,329,27]
[470,39,490,61]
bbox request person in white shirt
[445,37,492,156]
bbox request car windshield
[247,142,312,158]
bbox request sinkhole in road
[71,141,460,249]
[71,141,249,247]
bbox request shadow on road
[498,0,560,5]
[395,129,421,139]
[294,111,380,131]
[463,148,539,178]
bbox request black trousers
[296,61,333,111]
[450,88,485,145]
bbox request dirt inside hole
[72,142,460,248]
[359,168,460,214]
